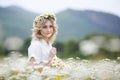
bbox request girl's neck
[43,37,49,44]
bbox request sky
[0,0,120,17]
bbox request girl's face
[40,20,54,39]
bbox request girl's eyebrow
[44,24,53,26]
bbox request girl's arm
[29,57,36,68]
[29,57,43,72]
[39,47,56,66]
[48,47,56,62]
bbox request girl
[28,13,63,70]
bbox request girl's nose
[47,28,51,32]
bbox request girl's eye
[43,26,47,28]
[50,25,53,28]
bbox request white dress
[28,39,64,67]
[28,39,52,64]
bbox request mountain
[0,6,120,42]
[0,6,38,42]
[56,9,120,41]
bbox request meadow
[0,52,120,80]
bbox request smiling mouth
[46,33,52,36]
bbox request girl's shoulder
[31,40,42,45]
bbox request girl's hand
[29,57,36,68]
[48,47,56,62]
[50,47,56,55]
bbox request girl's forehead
[45,20,52,25]
[39,19,54,27]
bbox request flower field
[0,53,120,80]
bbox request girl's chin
[42,34,52,39]
[46,34,52,38]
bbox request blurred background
[0,0,120,60]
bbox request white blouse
[28,39,52,64]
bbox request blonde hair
[31,13,58,44]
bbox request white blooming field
[0,53,120,80]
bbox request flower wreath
[33,13,56,25]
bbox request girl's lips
[46,33,52,37]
